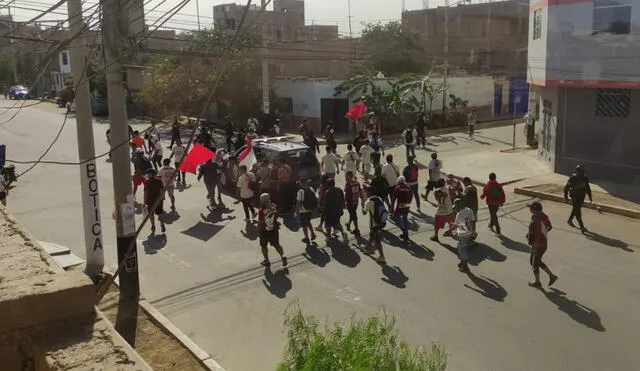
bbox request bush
[277,304,447,371]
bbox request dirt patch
[98,285,205,371]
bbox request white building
[528,0,640,183]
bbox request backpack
[140,156,153,172]
[302,187,318,211]
[405,130,414,144]
[370,139,381,152]
[372,197,389,227]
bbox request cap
[398,176,406,184]
[453,197,464,205]
[260,193,271,204]
[528,201,543,211]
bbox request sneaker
[430,236,439,242]
[528,281,542,289]
[549,275,558,286]
[375,256,387,265]
[567,220,576,228]
[260,260,271,267]
[342,232,349,244]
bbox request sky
[4,0,436,36]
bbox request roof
[255,140,310,152]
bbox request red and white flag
[238,138,257,169]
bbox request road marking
[335,286,362,303]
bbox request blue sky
[6,0,436,36]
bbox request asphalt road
[2,100,639,371]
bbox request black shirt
[324,187,345,218]
[198,162,220,183]
[370,175,389,199]
[144,177,163,205]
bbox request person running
[403,155,421,212]
[295,178,318,245]
[359,139,374,180]
[324,178,348,243]
[132,148,153,198]
[452,198,475,273]
[461,177,479,238]
[198,159,222,208]
[321,145,340,179]
[481,172,506,236]
[303,130,320,154]
[0,173,7,207]
[564,165,592,233]
[316,174,330,230]
[526,201,558,288]
[168,117,181,149]
[415,113,427,148]
[344,171,363,236]
[402,124,418,161]
[424,152,444,202]
[257,193,288,268]
[143,168,166,235]
[352,131,367,171]
[146,121,160,152]
[362,187,388,264]
[369,132,384,168]
[325,121,337,153]
[169,140,187,185]
[342,144,359,175]
[237,165,258,221]
[150,135,163,170]
[431,185,455,242]
[392,176,413,242]
[467,109,478,140]
[445,173,463,201]
[159,159,177,211]
[370,166,390,209]
[382,154,400,206]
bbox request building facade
[529,0,640,183]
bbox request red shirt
[131,136,145,149]
[528,212,552,248]
[481,180,506,206]
[344,180,362,208]
[392,184,413,213]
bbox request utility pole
[347,0,353,39]
[102,0,139,344]
[196,0,201,30]
[261,0,270,114]
[442,0,449,113]
[11,20,18,84]
[67,0,104,278]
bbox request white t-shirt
[428,158,443,182]
[382,162,400,187]
[159,166,176,187]
[403,129,418,145]
[343,151,358,173]
[363,197,380,228]
[359,144,374,164]
[237,172,256,199]
[172,146,186,162]
[455,207,476,238]
[296,187,315,213]
[247,118,258,131]
[273,125,280,135]
[153,141,163,157]
[436,187,454,215]
[321,152,339,174]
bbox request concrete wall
[535,86,561,171]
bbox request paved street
[2,100,639,371]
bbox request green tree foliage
[0,56,15,86]
[277,304,447,371]
[359,21,428,77]
[136,27,263,119]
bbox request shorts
[530,245,548,269]
[435,213,455,229]
[146,201,164,215]
[0,191,6,200]
[457,234,473,261]
[298,212,312,228]
[347,206,358,221]
[260,229,280,248]
[426,179,445,191]
[133,174,145,186]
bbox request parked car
[8,85,30,100]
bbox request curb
[514,187,640,219]
[450,175,526,189]
[109,275,225,371]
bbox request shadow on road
[241,220,259,241]
[542,288,606,332]
[381,265,408,288]
[431,135,459,145]
[464,273,507,302]
[467,243,507,266]
[182,221,224,242]
[327,238,361,268]
[161,210,181,224]
[142,234,167,255]
[281,213,300,232]
[584,231,633,252]
[262,267,292,298]
[405,240,435,261]
[303,243,331,267]
[499,235,530,253]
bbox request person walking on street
[423,152,444,203]
[325,121,337,153]
[363,187,388,264]
[168,117,181,149]
[452,198,475,273]
[296,178,318,244]
[369,132,384,168]
[467,109,478,140]
[0,174,8,207]
[146,121,160,152]
[143,169,166,235]
[303,131,320,154]
[132,148,153,198]
[352,131,367,171]
[130,130,148,155]
[403,156,421,212]
[342,144,359,175]
[198,159,222,208]
[370,166,390,209]
[526,201,558,288]
[431,185,455,242]
[159,159,177,211]
[392,176,413,242]
[382,154,400,206]
[416,113,427,148]
[225,116,234,152]
[321,145,340,179]
[150,135,163,170]
[402,124,418,161]
[169,139,187,185]
[564,165,592,233]
[257,193,288,268]
[344,171,363,236]
[481,172,506,236]
[445,173,463,201]
[324,178,349,243]
[316,175,330,230]
[359,139,374,180]
[237,165,258,221]
[461,177,479,238]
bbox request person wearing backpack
[402,124,418,162]
[403,156,421,213]
[324,177,349,243]
[362,185,388,264]
[132,147,153,199]
[258,193,288,268]
[344,171,364,236]
[563,165,592,233]
[369,132,384,168]
[392,176,414,242]
[481,172,506,236]
[295,178,318,245]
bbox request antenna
[423,0,429,9]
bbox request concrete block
[0,272,95,333]
[39,241,71,256]
[52,253,85,270]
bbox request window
[533,10,542,40]
[593,0,631,35]
[61,51,68,65]
[595,89,631,117]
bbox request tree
[399,74,447,119]
[0,56,15,86]
[135,27,263,120]
[358,21,428,77]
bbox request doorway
[320,98,349,134]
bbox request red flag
[179,143,216,174]
[346,102,368,122]
[238,138,257,169]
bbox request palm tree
[398,74,447,119]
